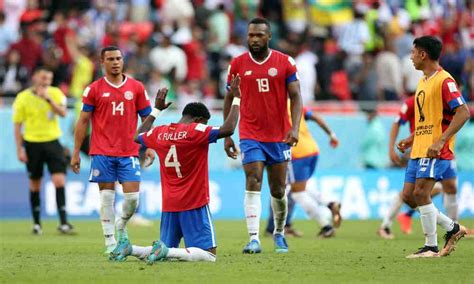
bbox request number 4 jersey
[82,76,151,156]
[138,123,219,212]
[226,50,299,142]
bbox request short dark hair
[413,36,443,61]
[182,102,211,120]
[100,46,122,58]
[248,17,271,32]
[33,66,53,74]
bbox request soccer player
[266,106,341,238]
[378,93,457,239]
[71,46,154,254]
[397,36,469,258]
[223,17,303,254]
[110,76,241,263]
[12,66,73,235]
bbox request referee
[13,66,74,235]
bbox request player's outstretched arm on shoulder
[134,88,172,143]
[72,111,92,174]
[219,75,240,139]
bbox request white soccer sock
[99,189,116,247]
[244,191,261,242]
[443,193,458,221]
[419,203,438,247]
[116,192,139,238]
[271,194,288,235]
[167,247,216,262]
[436,210,455,232]
[381,193,404,229]
[131,245,152,260]
[292,191,331,228]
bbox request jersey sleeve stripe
[138,106,152,117]
[397,118,407,125]
[448,97,465,110]
[286,72,298,85]
[82,104,95,112]
[208,129,219,144]
[137,134,147,148]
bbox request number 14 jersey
[138,123,219,212]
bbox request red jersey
[396,96,415,133]
[227,50,299,142]
[82,76,151,157]
[138,123,219,212]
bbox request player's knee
[51,173,65,187]
[413,187,429,203]
[246,172,262,188]
[270,187,285,199]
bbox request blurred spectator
[9,26,43,73]
[182,26,207,82]
[375,39,402,100]
[146,70,171,103]
[440,42,466,86]
[293,40,319,104]
[233,0,260,43]
[0,11,19,56]
[361,107,388,169]
[282,0,307,34]
[354,52,377,101]
[130,0,149,23]
[207,4,230,83]
[0,49,29,97]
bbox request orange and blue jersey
[290,106,319,160]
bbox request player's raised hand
[329,134,339,148]
[283,129,299,147]
[229,74,241,98]
[71,152,81,174]
[224,137,239,159]
[154,88,172,110]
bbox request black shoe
[58,223,75,234]
[443,223,459,248]
[317,225,335,238]
[32,224,42,235]
[406,246,439,258]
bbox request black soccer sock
[56,186,68,225]
[407,209,416,217]
[30,191,41,225]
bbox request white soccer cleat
[406,246,440,259]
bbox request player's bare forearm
[389,122,401,151]
[48,100,67,117]
[218,104,239,139]
[73,112,91,154]
[14,123,23,152]
[223,91,234,121]
[288,81,302,134]
[134,115,156,142]
[438,104,470,144]
[310,113,333,136]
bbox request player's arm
[427,79,469,158]
[285,80,303,146]
[134,88,172,143]
[14,123,27,163]
[389,121,402,165]
[71,111,91,173]
[306,110,338,148]
[218,75,240,139]
[223,63,239,159]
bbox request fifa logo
[416,90,425,122]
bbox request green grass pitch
[1,219,473,283]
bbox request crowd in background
[0,0,473,110]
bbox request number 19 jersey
[82,76,151,156]
[226,50,299,142]
[138,123,219,212]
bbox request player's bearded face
[247,24,270,56]
[102,50,124,76]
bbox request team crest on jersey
[92,169,100,177]
[124,91,134,100]
[268,68,278,77]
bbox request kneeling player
[110,76,241,263]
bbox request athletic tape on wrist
[150,108,161,118]
[232,98,241,106]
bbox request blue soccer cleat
[146,240,169,265]
[242,240,262,254]
[273,233,289,253]
[109,237,132,262]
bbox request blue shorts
[160,205,216,250]
[240,139,291,166]
[288,155,318,183]
[89,155,141,183]
[404,158,457,184]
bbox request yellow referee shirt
[12,87,66,142]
